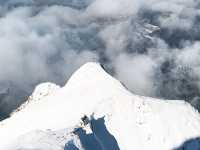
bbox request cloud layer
[0,0,200,118]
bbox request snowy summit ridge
[0,62,200,150]
[11,82,60,115]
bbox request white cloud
[114,54,156,96]
[1,0,200,116]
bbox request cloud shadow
[73,117,120,150]
[173,137,200,150]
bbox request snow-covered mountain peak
[30,82,60,101]
[0,62,200,150]
[11,82,60,116]
[65,62,108,87]
[65,62,125,91]
[63,62,131,110]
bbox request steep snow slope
[0,62,200,150]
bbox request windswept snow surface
[0,62,200,150]
[8,128,83,150]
